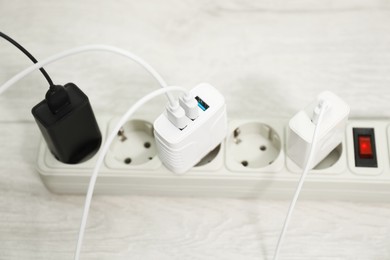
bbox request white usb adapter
[287,91,350,169]
[153,83,227,174]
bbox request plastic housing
[153,83,227,174]
[287,91,350,169]
[32,83,101,164]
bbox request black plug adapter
[32,83,102,164]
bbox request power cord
[0,44,176,105]
[273,100,328,260]
[0,31,55,87]
[74,86,187,260]
[0,44,193,129]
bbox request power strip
[36,116,390,202]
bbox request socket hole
[260,145,267,151]
[144,142,151,149]
[148,157,153,160]
[241,160,248,167]
[124,158,132,164]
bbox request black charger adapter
[32,83,102,164]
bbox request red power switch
[358,135,373,158]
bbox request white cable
[272,101,328,260]
[74,86,186,260]
[0,44,176,105]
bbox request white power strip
[36,116,390,202]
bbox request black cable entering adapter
[32,83,102,164]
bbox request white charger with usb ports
[154,83,228,174]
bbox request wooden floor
[1,1,390,259]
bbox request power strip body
[36,117,390,202]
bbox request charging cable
[273,100,328,260]
[0,44,197,128]
[0,44,176,105]
[0,31,55,87]
[74,86,187,260]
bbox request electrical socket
[105,118,161,170]
[36,117,390,201]
[225,119,284,173]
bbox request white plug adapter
[287,91,350,169]
[153,83,227,174]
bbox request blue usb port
[195,96,209,111]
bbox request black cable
[0,31,54,87]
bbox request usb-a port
[195,96,209,111]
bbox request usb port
[195,96,209,111]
